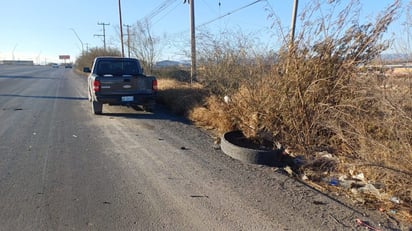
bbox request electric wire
[197,0,266,28]
[139,0,179,24]
[135,0,268,51]
[152,0,181,26]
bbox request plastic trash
[390,197,400,204]
[330,178,339,186]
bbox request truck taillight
[93,80,101,92]
[152,79,158,91]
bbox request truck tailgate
[99,75,153,95]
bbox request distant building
[0,60,34,65]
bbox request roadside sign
[59,55,70,60]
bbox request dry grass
[157,0,412,224]
[157,78,207,116]
[391,68,412,76]
[159,69,412,223]
[189,95,235,134]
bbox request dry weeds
[157,0,412,224]
[157,78,207,116]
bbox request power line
[166,0,266,38]
[197,0,265,28]
[140,0,178,24]
[199,0,219,16]
[152,0,181,26]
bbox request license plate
[121,96,134,102]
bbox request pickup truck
[84,57,157,114]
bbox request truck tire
[92,101,103,115]
[143,105,155,112]
[220,131,283,166]
[131,105,142,111]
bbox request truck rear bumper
[95,94,156,106]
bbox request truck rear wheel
[131,105,142,111]
[92,101,103,115]
[143,105,155,112]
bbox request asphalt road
[0,65,405,230]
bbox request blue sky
[0,0,408,64]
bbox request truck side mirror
[83,67,91,73]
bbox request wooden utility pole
[95,22,109,51]
[123,24,132,58]
[118,0,125,57]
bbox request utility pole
[94,22,110,51]
[289,0,298,51]
[184,0,196,84]
[85,43,90,53]
[118,0,125,57]
[123,24,132,58]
